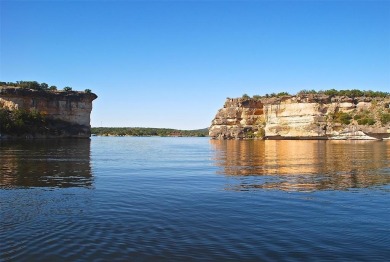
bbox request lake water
[1,137,389,261]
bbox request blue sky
[1,0,389,129]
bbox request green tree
[298,89,309,95]
[350,89,364,97]
[63,86,72,92]
[17,81,40,90]
[324,89,338,96]
[277,92,290,97]
[40,83,49,90]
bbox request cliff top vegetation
[0,80,92,94]
[243,89,389,100]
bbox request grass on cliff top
[243,89,390,100]
[0,80,92,93]
[91,127,209,137]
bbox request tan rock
[210,95,390,140]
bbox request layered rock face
[0,87,97,138]
[210,95,390,140]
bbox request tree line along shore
[91,127,209,137]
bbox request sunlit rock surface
[210,95,390,140]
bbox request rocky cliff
[210,94,390,140]
[0,87,97,138]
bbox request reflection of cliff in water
[0,139,93,188]
[210,140,390,192]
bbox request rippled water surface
[1,137,389,261]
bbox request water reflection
[210,140,390,192]
[0,139,93,189]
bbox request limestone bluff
[0,87,97,138]
[209,94,390,140]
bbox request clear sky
[1,0,389,129]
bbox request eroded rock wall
[210,95,390,140]
[210,99,265,139]
[0,87,97,138]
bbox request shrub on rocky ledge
[380,113,390,125]
[357,118,376,126]
[330,112,352,125]
[0,108,46,135]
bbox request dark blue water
[1,137,389,261]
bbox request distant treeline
[91,127,209,137]
[242,89,390,100]
[0,80,92,93]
